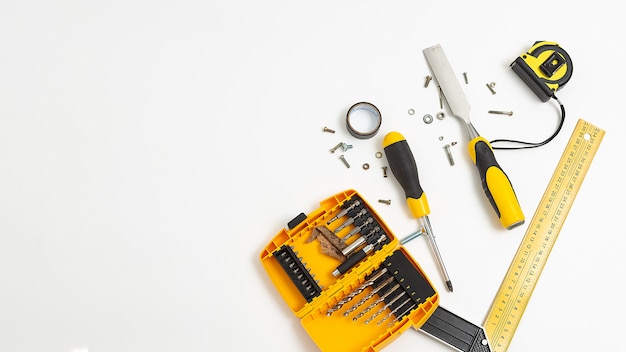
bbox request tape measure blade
[483,119,604,352]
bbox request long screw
[339,155,350,168]
[330,142,343,153]
[488,110,513,116]
[444,144,454,166]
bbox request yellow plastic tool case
[260,189,439,352]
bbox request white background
[0,1,623,352]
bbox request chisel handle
[383,132,430,218]
[468,137,525,229]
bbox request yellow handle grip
[468,137,525,229]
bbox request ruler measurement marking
[484,120,604,352]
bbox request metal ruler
[483,119,605,352]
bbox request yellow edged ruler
[484,119,605,351]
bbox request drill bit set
[260,189,439,351]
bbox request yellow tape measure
[484,119,605,352]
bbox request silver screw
[339,155,350,168]
[382,166,388,178]
[341,143,353,152]
[486,82,496,95]
[444,144,454,166]
[323,126,336,133]
[378,199,391,205]
[488,110,513,116]
[330,142,343,153]
[438,86,443,108]
[424,75,432,88]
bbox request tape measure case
[260,189,439,352]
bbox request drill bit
[343,277,395,317]
[352,282,400,321]
[325,267,388,316]
[377,297,413,326]
[364,290,407,324]
[387,301,417,327]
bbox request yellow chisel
[423,44,525,230]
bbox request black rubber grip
[384,139,424,201]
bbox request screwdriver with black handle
[383,131,453,292]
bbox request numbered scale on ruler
[484,119,605,352]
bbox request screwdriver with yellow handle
[383,131,453,292]
[424,44,525,229]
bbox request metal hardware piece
[382,166,388,178]
[341,143,353,152]
[323,126,336,133]
[378,199,391,205]
[488,110,513,116]
[424,75,432,87]
[486,82,496,94]
[444,144,454,166]
[339,155,350,168]
[438,86,443,108]
[408,108,415,115]
[330,142,343,153]
[362,163,370,170]
[463,72,468,84]
[423,114,433,124]
[436,111,445,120]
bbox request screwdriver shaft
[421,216,453,292]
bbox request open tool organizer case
[260,189,440,352]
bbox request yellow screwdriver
[383,131,453,292]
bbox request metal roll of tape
[346,102,382,139]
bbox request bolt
[486,82,496,95]
[463,72,468,84]
[438,86,443,108]
[330,142,343,153]
[382,166,388,178]
[378,199,391,205]
[444,144,454,166]
[488,110,513,116]
[323,126,336,133]
[424,75,432,88]
[341,143,353,152]
[339,155,350,168]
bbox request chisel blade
[423,44,471,126]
